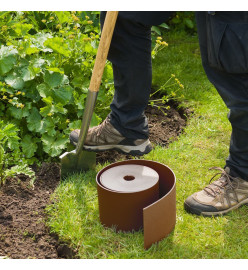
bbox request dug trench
[0,101,192,259]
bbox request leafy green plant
[0,11,174,164]
[0,11,114,161]
[0,155,35,187]
[149,74,185,115]
[0,120,20,161]
[0,120,35,186]
[168,12,197,33]
[151,22,170,36]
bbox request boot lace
[92,117,110,144]
[204,167,237,197]
[96,118,108,137]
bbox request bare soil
[0,103,190,259]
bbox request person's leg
[100,11,175,139]
[70,12,174,155]
[70,12,153,155]
[184,12,248,216]
[196,11,248,180]
[100,11,152,139]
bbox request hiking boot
[184,167,248,217]
[69,117,152,156]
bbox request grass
[46,30,248,259]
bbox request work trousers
[196,12,248,180]
[100,11,174,139]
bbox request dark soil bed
[0,103,190,259]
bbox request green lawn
[46,30,248,259]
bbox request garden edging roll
[96,159,176,249]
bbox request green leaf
[43,118,56,136]
[47,67,64,74]
[69,120,81,130]
[0,11,11,18]
[0,46,18,76]
[32,58,46,68]
[0,56,16,76]
[40,97,67,116]
[21,66,38,81]
[44,37,71,57]
[73,90,87,110]
[13,23,33,37]
[42,133,68,157]
[71,76,84,88]
[0,46,18,58]
[5,72,24,90]
[37,83,51,98]
[103,64,113,81]
[0,121,20,151]
[159,23,170,29]
[5,164,35,182]
[0,121,19,144]
[21,134,38,158]
[40,99,52,117]
[184,18,194,29]
[151,26,161,35]
[71,72,90,90]
[41,95,52,105]
[55,11,72,24]
[22,86,40,102]
[84,43,94,54]
[26,107,45,133]
[25,46,40,55]
[7,106,29,120]
[97,88,109,103]
[90,112,101,127]
[44,70,65,88]
[52,85,73,105]
[31,32,53,53]
[171,17,181,24]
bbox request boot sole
[70,139,153,156]
[184,198,248,217]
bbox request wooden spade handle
[89,11,119,92]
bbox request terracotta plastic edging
[96,160,176,249]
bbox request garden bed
[0,103,189,259]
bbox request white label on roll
[100,165,159,192]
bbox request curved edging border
[96,159,176,249]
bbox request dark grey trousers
[100,11,174,139]
[196,12,248,180]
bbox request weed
[149,74,184,116]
